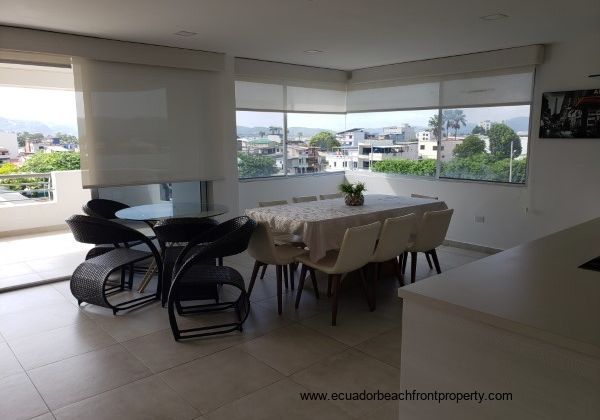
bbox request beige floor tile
[9,319,116,370]
[82,301,171,342]
[160,346,283,414]
[300,308,397,347]
[292,348,400,418]
[53,376,199,420]
[29,414,55,420]
[26,253,85,274]
[0,301,88,340]
[359,400,399,420]
[254,286,329,321]
[122,328,246,373]
[0,273,45,290]
[354,328,402,368]
[207,378,353,420]
[0,342,23,380]
[241,323,347,376]
[28,344,151,410]
[0,262,35,279]
[0,373,49,420]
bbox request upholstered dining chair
[410,193,439,200]
[295,221,381,326]
[247,222,314,314]
[258,200,288,207]
[402,209,454,284]
[371,214,416,295]
[292,195,317,203]
[319,193,343,200]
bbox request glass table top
[115,201,229,221]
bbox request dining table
[245,194,447,262]
[115,200,229,294]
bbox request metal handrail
[0,172,54,203]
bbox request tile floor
[0,245,490,420]
[0,230,92,291]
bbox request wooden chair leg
[402,251,408,274]
[283,265,289,289]
[327,275,332,297]
[360,266,375,311]
[218,257,223,266]
[259,264,267,279]
[295,264,308,308]
[309,268,320,299]
[410,252,418,284]
[425,252,433,269]
[431,249,442,274]
[331,274,341,326]
[248,260,261,296]
[289,264,295,290]
[276,265,283,315]
[393,257,404,286]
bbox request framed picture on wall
[540,89,600,138]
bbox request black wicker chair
[152,217,219,306]
[167,216,256,340]
[66,215,163,314]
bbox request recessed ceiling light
[174,30,198,37]
[304,49,324,54]
[480,13,509,21]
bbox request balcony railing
[0,173,54,203]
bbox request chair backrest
[153,217,219,244]
[292,196,317,203]
[413,209,454,251]
[258,200,288,207]
[372,214,416,262]
[246,222,279,265]
[319,193,343,200]
[66,214,145,245]
[411,193,438,200]
[82,199,129,219]
[331,221,381,273]
[175,216,257,270]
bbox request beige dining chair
[402,209,454,284]
[247,222,313,314]
[371,214,416,298]
[292,195,318,203]
[411,193,439,200]
[319,193,343,200]
[259,200,288,207]
[295,221,381,326]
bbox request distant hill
[0,117,78,136]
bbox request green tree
[54,132,79,144]
[453,135,486,158]
[17,132,44,147]
[372,159,436,177]
[20,152,80,173]
[0,162,19,175]
[443,109,467,140]
[428,114,442,139]
[237,153,278,178]
[471,125,487,135]
[488,123,522,158]
[308,131,340,151]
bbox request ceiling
[1,0,598,70]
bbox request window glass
[236,111,285,178]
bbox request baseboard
[0,224,69,239]
[443,239,502,255]
[0,275,70,294]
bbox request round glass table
[115,201,229,221]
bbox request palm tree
[443,110,467,140]
[258,130,266,138]
[428,114,442,139]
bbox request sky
[0,86,78,127]
[237,105,530,131]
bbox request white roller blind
[346,81,439,112]
[235,80,347,113]
[74,58,224,188]
[440,70,534,108]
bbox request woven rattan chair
[82,198,155,238]
[66,215,163,314]
[153,217,219,306]
[167,216,256,340]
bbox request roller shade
[74,58,224,188]
[346,81,439,112]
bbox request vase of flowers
[339,182,366,206]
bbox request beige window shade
[74,58,224,188]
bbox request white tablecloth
[245,194,447,262]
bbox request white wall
[346,36,600,250]
[0,132,18,159]
[0,170,91,235]
[238,172,346,213]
